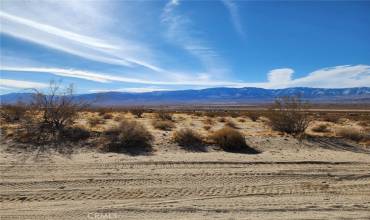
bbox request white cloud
[261,65,370,89]
[0,79,48,89]
[0,2,162,72]
[221,0,245,38]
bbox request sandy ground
[1,113,370,219]
[1,135,370,220]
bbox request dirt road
[1,149,370,220]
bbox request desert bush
[225,119,239,129]
[238,118,246,123]
[267,96,311,136]
[59,126,90,142]
[218,117,226,123]
[15,81,89,144]
[130,109,145,118]
[321,113,340,123]
[203,118,215,125]
[102,113,113,120]
[103,120,153,154]
[312,124,330,133]
[152,119,175,131]
[247,112,260,122]
[211,127,259,153]
[203,125,211,131]
[173,128,205,151]
[88,116,104,127]
[0,103,27,122]
[156,111,173,121]
[336,127,368,142]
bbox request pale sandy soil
[1,113,370,220]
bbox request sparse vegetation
[225,119,239,129]
[152,119,175,131]
[211,127,259,153]
[156,111,173,121]
[312,124,330,133]
[130,108,145,118]
[0,103,27,123]
[247,112,260,122]
[88,116,105,127]
[267,96,311,136]
[336,127,369,142]
[173,128,205,151]
[102,119,153,154]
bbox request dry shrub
[0,103,27,123]
[102,113,113,120]
[173,128,205,151]
[247,112,260,122]
[88,116,104,127]
[211,127,259,153]
[130,109,145,118]
[156,111,173,121]
[59,126,90,142]
[267,96,311,136]
[203,118,215,125]
[203,125,211,131]
[321,113,340,123]
[238,118,246,123]
[336,127,369,142]
[152,120,175,131]
[114,115,123,122]
[218,117,226,123]
[225,119,239,129]
[312,124,330,133]
[14,81,89,145]
[102,119,153,154]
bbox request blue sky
[1,0,369,94]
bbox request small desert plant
[203,118,215,125]
[247,112,260,122]
[88,116,104,127]
[267,96,311,136]
[130,109,145,118]
[336,127,368,142]
[312,124,330,133]
[102,113,113,120]
[238,118,246,123]
[211,127,259,153]
[173,128,205,151]
[0,103,27,122]
[218,117,226,123]
[225,119,239,129]
[59,126,90,142]
[321,113,340,123]
[203,125,211,131]
[103,120,153,154]
[152,119,175,131]
[156,111,173,121]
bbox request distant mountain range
[1,87,370,106]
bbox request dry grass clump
[0,103,27,123]
[88,116,105,127]
[238,118,246,123]
[218,117,226,123]
[152,119,175,131]
[203,117,215,125]
[246,112,260,122]
[210,127,259,153]
[336,127,369,142]
[102,113,113,120]
[225,119,239,129]
[173,128,205,151]
[267,96,311,136]
[59,126,91,142]
[312,124,330,133]
[321,113,341,123]
[156,111,173,121]
[102,119,153,154]
[130,109,145,118]
[203,125,211,131]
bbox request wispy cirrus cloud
[0,78,48,89]
[221,0,245,38]
[0,2,162,72]
[161,0,228,76]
